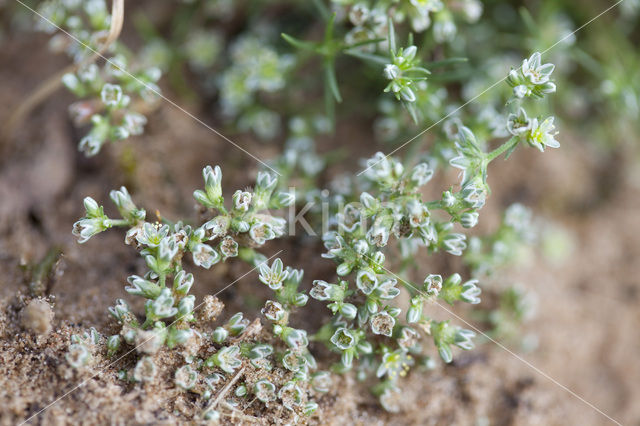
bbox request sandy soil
[1,28,638,426]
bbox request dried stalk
[205,367,246,413]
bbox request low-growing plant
[27,0,593,419]
[68,50,558,413]
[4,0,639,422]
[70,167,332,419]
[34,0,161,156]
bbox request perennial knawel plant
[64,0,564,416]
[69,166,332,419]
[304,52,558,410]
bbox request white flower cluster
[37,0,162,157]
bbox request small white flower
[192,243,221,269]
[442,190,456,207]
[384,64,400,80]
[232,190,252,212]
[203,215,230,239]
[258,258,289,290]
[522,52,555,85]
[356,269,379,295]
[349,3,370,26]
[397,327,419,350]
[210,345,242,374]
[193,165,223,208]
[261,300,286,322]
[123,112,147,135]
[330,328,356,350]
[460,211,479,228]
[311,371,332,393]
[513,84,529,98]
[284,328,308,349]
[406,199,429,228]
[278,382,304,410]
[100,83,123,107]
[150,288,178,319]
[454,328,476,350]
[433,19,456,43]
[133,356,157,382]
[443,233,467,256]
[254,380,277,402]
[424,274,443,296]
[72,217,106,243]
[78,134,103,157]
[137,223,170,247]
[461,0,483,22]
[526,117,560,152]
[175,365,197,390]
[504,203,532,234]
[66,344,91,368]
[376,278,400,300]
[507,107,532,135]
[310,280,332,301]
[370,311,395,336]
[367,225,390,247]
[460,279,481,304]
[376,350,413,380]
[340,303,358,319]
[411,162,434,186]
[365,152,392,181]
[219,236,238,259]
[249,221,275,245]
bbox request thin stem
[106,219,130,227]
[486,136,519,162]
[158,274,167,288]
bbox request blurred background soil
[1,19,639,426]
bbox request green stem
[486,136,519,162]
[425,200,442,210]
[106,218,130,227]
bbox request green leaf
[426,57,468,69]
[410,67,432,75]
[343,37,385,50]
[344,49,388,65]
[503,142,519,160]
[324,13,336,45]
[281,33,318,52]
[405,102,419,124]
[311,0,330,21]
[518,7,538,33]
[324,60,342,103]
[387,18,396,54]
[324,75,336,132]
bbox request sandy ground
[1,29,639,426]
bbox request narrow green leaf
[405,102,419,124]
[387,17,396,54]
[518,7,538,33]
[426,57,468,69]
[324,60,342,103]
[281,33,318,52]
[325,13,336,44]
[343,37,386,50]
[311,0,330,21]
[411,67,432,75]
[324,77,336,132]
[344,49,388,65]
